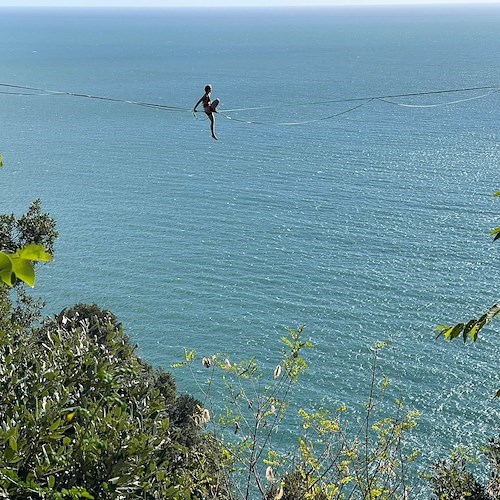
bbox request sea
[1,4,499,495]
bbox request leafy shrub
[0,199,57,256]
[176,332,419,500]
[0,302,229,499]
[485,437,500,499]
[429,452,487,500]
[429,440,500,500]
[0,200,57,328]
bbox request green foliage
[177,333,419,499]
[0,200,57,289]
[269,343,420,500]
[0,199,58,255]
[0,154,3,167]
[435,191,499,398]
[0,201,57,329]
[175,326,314,498]
[436,191,500,344]
[429,448,488,499]
[0,301,229,498]
[431,190,500,496]
[54,303,125,347]
[0,243,52,287]
[435,304,500,343]
[484,437,500,499]
[491,227,500,242]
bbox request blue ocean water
[1,4,499,493]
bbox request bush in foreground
[0,301,229,499]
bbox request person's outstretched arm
[193,96,203,112]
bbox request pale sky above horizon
[1,0,499,7]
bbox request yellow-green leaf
[10,255,36,288]
[17,243,52,262]
[183,348,195,362]
[469,324,479,342]
[435,324,449,331]
[0,252,14,286]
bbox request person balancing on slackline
[194,84,220,140]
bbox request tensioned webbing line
[0,82,189,112]
[375,88,500,108]
[0,82,499,125]
[218,85,500,125]
[218,84,500,111]
[290,84,500,107]
[218,100,373,126]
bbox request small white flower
[224,358,232,371]
[273,364,282,379]
[202,357,212,368]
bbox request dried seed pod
[266,466,275,483]
[275,485,284,500]
[201,408,210,424]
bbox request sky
[0,0,499,7]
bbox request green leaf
[183,348,195,362]
[4,447,15,461]
[462,320,476,342]
[493,191,500,197]
[50,419,61,431]
[171,361,187,369]
[469,324,479,342]
[8,435,17,452]
[435,324,449,331]
[0,154,3,167]
[439,327,453,340]
[48,475,55,489]
[17,243,53,262]
[0,252,14,286]
[10,255,36,287]
[449,324,464,340]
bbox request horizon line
[1,1,500,7]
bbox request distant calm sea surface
[1,5,499,493]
